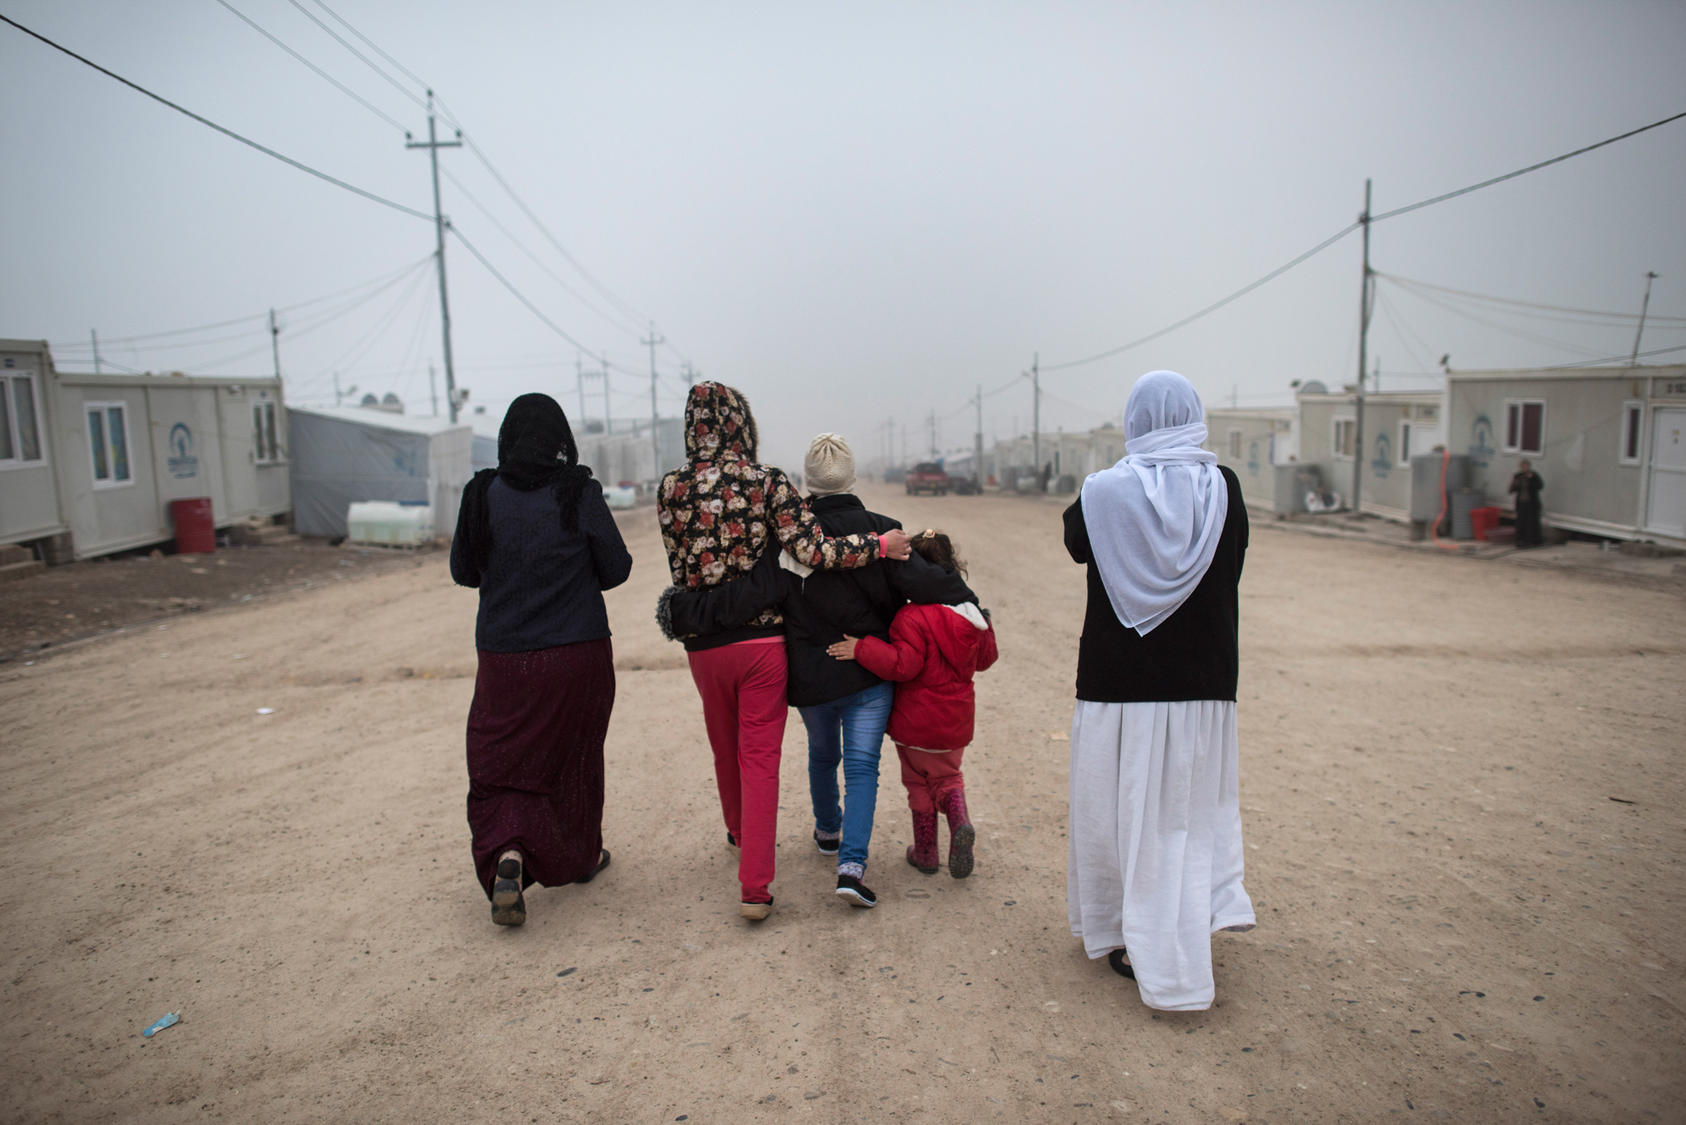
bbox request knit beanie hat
[804,433,857,496]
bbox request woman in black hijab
[451,393,633,926]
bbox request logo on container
[167,422,199,478]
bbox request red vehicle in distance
[904,461,951,496]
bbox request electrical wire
[1375,271,1686,324]
[1547,343,1686,369]
[0,13,432,222]
[1041,221,1362,373]
[1389,284,1612,358]
[440,164,644,337]
[448,224,604,356]
[279,0,428,112]
[52,256,431,351]
[1372,110,1686,223]
[211,0,409,134]
[1373,289,1436,372]
[271,4,694,369]
[308,0,434,103]
[457,133,653,330]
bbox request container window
[1398,421,1412,465]
[0,373,46,467]
[1503,399,1545,455]
[86,402,132,487]
[253,400,279,463]
[1619,401,1643,465]
[1226,428,1243,459]
[1332,417,1356,460]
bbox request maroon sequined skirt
[466,638,615,898]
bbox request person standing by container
[1063,370,1255,1011]
[1509,459,1545,548]
[657,385,910,921]
[450,393,631,927]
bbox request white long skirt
[1067,699,1255,1011]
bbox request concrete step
[0,543,35,567]
[0,559,44,583]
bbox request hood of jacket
[923,602,991,671]
[684,381,759,463]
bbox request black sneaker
[835,874,877,908]
[814,830,841,855]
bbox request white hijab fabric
[1079,370,1229,636]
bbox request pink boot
[938,788,975,879]
[906,809,939,874]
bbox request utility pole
[642,323,665,476]
[90,329,102,375]
[268,309,281,381]
[576,353,587,424]
[1352,178,1373,515]
[599,354,611,432]
[429,362,439,417]
[928,409,938,457]
[1631,271,1660,365]
[974,383,984,489]
[406,91,463,422]
[1031,352,1041,486]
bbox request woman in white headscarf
[1063,370,1255,1011]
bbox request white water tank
[346,501,434,546]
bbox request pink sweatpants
[687,639,788,902]
[896,743,966,814]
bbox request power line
[448,224,603,356]
[211,0,409,134]
[1372,110,1686,223]
[1389,283,1613,358]
[1547,343,1686,369]
[457,134,652,329]
[308,0,434,100]
[440,164,644,337]
[279,0,428,112]
[0,13,432,222]
[51,257,432,352]
[1042,221,1362,373]
[1376,271,1686,325]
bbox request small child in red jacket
[828,531,998,878]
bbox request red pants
[895,742,966,814]
[688,640,788,902]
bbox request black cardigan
[1063,466,1246,703]
[450,478,633,652]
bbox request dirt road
[2,483,1682,1122]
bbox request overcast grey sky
[4,1,1683,471]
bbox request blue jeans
[800,681,894,870]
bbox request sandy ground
[2,482,1682,1123]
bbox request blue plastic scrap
[142,1013,180,1038]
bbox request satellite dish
[381,392,404,414]
[360,392,380,407]
[1298,380,1328,395]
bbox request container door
[1644,407,1686,539]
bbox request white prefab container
[345,501,433,546]
[0,339,291,560]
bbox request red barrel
[1469,506,1501,542]
[169,497,216,554]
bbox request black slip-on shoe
[814,830,841,856]
[577,848,611,884]
[1108,948,1135,980]
[835,875,877,908]
[491,855,526,927]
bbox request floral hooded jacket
[657,383,880,632]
